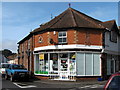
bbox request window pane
[63,32,66,36]
[50,53,58,71]
[76,53,85,75]
[58,38,62,43]
[44,54,48,71]
[35,54,39,72]
[93,54,100,75]
[63,38,66,42]
[59,32,62,37]
[85,53,92,75]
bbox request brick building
[18,7,120,81]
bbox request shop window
[35,53,48,74]
[35,54,39,72]
[50,53,58,71]
[69,53,76,72]
[85,53,92,75]
[60,53,68,71]
[58,31,67,44]
[76,53,100,76]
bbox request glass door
[59,53,68,71]
[59,53,69,80]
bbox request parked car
[5,64,30,82]
[104,72,120,90]
[0,63,11,78]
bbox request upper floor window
[110,30,117,43]
[58,31,67,44]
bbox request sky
[1,2,119,53]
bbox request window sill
[58,42,68,45]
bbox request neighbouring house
[18,7,120,81]
[7,54,18,64]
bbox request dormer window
[58,31,67,44]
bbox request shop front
[34,52,76,81]
[34,51,101,81]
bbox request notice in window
[39,53,44,60]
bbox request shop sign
[39,53,44,60]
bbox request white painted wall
[104,31,120,55]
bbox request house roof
[32,8,104,33]
[101,20,116,30]
[7,54,17,60]
[18,7,119,44]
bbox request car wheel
[10,75,14,82]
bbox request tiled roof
[101,20,116,30]
[18,8,119,44]
[32,8,104,33]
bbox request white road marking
[13,82,37,88]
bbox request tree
[2,49,13,57]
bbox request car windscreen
[2,64,10,68]
[108,75,120,89]
[12,65,25,69]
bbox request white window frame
[58,31,67,44]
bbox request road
[1,77,106,90]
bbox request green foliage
[1,49,15,57]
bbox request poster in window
[39,53,44,60]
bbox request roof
[101,20,116,30]
[32,8,104,33]
[18,7,119,44]
[7,54,17,60]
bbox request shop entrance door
[59,53,69,80]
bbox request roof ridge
[69,8,77,27]
[102,20,116,23]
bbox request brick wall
[34,29,103,48]
[77,29,103,46]
[18,28,103,73]
[18,36,34,72]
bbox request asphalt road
[1,77,106,90]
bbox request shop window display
[35,53,48,74]
[50,53,58,71]
[60,53,68,71]
[70,53,76,72]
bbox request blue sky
[1,2,118,53]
